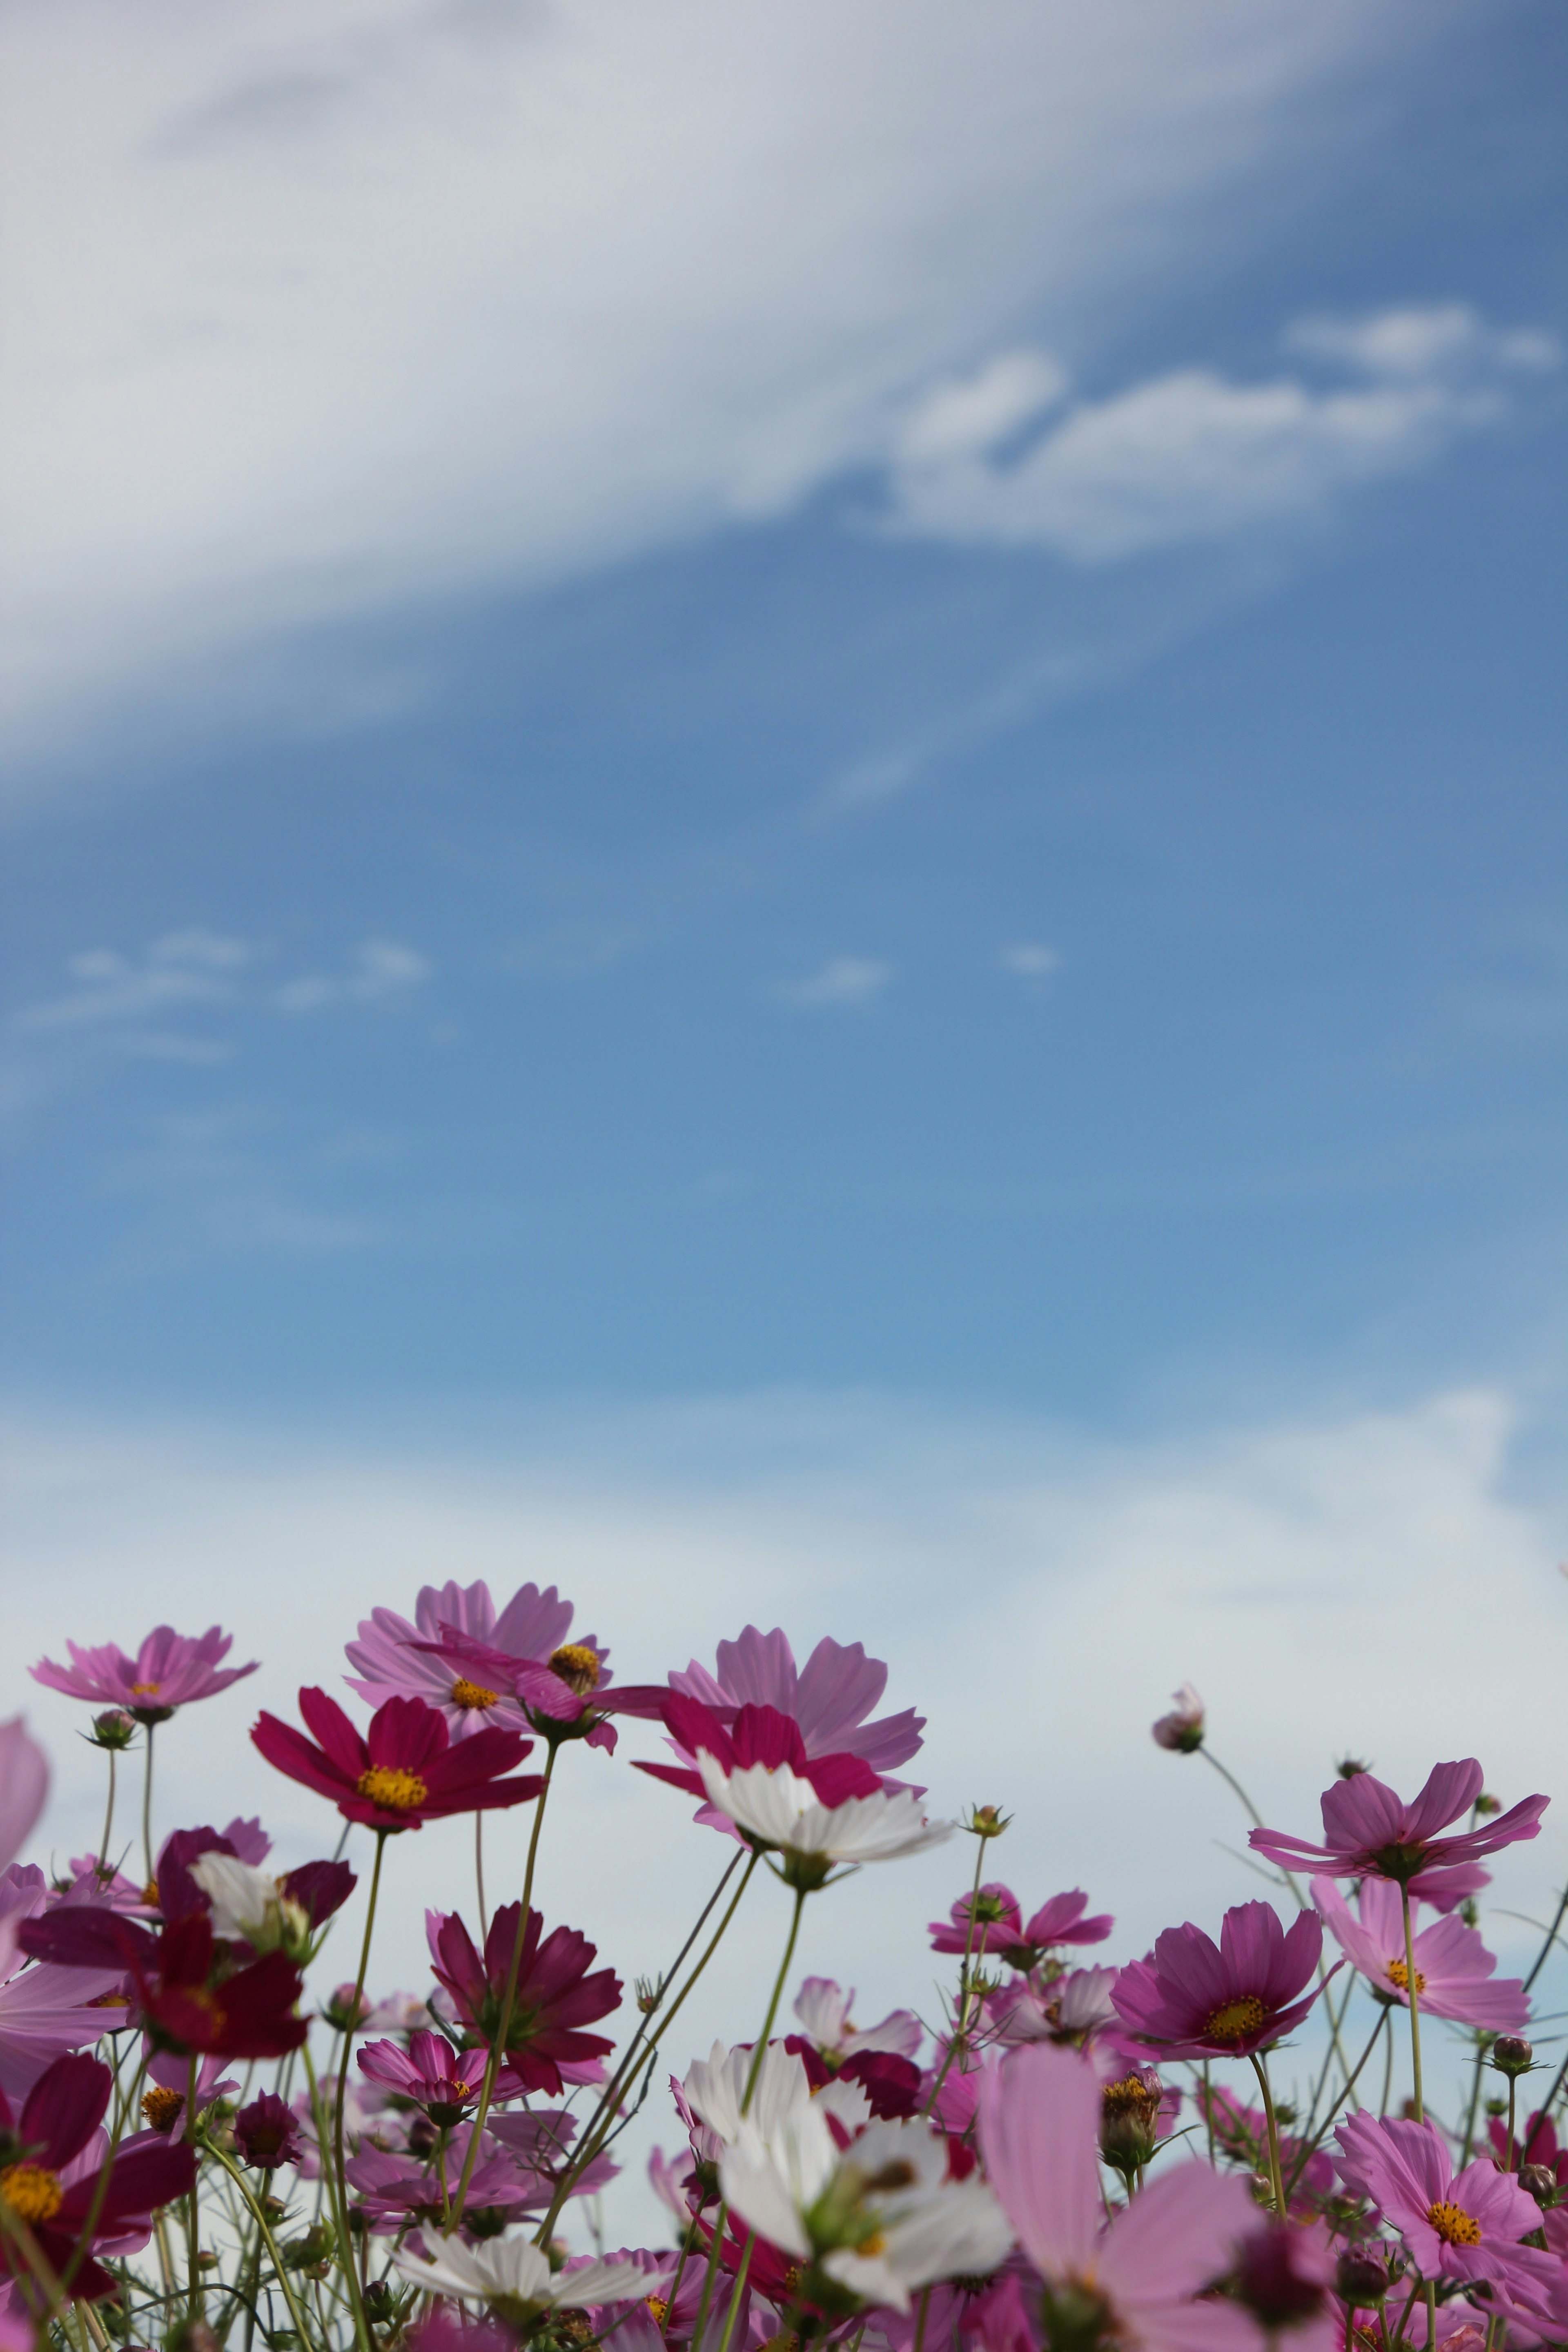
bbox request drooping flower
[669,1625,925,1780]
[345,1579,605,1740]
[393,2225,648,2319]
[1152,1684,1206,1753]
[1310,1876,1530,2029]
[719,2105,1011,2314]
[1250,1760,1547,1884]
[1096,2064,1180,2179]
[929,1885,1112,1965]
[428,1902,621,2094]
[1336,2111,1563,2314]
[1113,1901,1332,2060]
[0,1722,49,1876]
[0,1867,123,2102]
[31,1628,258,1726]
[251,1689,543,1830]
[234,2090,303,2169]
[20,1907,308,2059]
[0,2052,197,2301]
[979,2042,1260,2352]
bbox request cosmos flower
[1249,1760,1547,1885]
[137,2048,237,2136]
[21,1907,308,2060]
[393,2225,648,2319]
[1152,1684,1206,1753]
[188,1850,356,1956]
[428,1903,621,2095]
[719,2105,1011,2314]
[234,2089,303,2170]
[929,1885,1113,1964]
[408,1627,625,1751]
[668,1625,925,1780]
[0,1867,122,2103]
[356,2029,524,2122]
[1112,1901,1331,2061]
[347,2125,551,2234]
[31,1628,258,1726]
[252,1689,542,1830]
[0,1723,49,1877]
[0,2052,196,2301]
[979,2042,1260,2352]
[346,1578,614,1744]
[1336,2112,1563,2313]
[1310,1875,1529,2030]
[986,1966,1121,2049]
[786,1979,923,2117]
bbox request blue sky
[2,0,1566,2236]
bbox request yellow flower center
[1426,2201,1481,2247]
[142,1878,160,1907]
[1102,2074,1161,2127]
[130,1682,161,1695]
[356,1766,428,1810]
[450,1678,499,1711]
[858,2233,887,2258]
[1,2163,64,2224]
[142,2085,185,2131]
[1205,1994,1269,2043]
[1385,1959,1427,1994]
[550,1644,601,1695]
[644,2299,669,2327]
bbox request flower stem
[1506,2074,1518,2171]
[332,1826,387,2352]
[203,2140,319,2352]
[922,1827,990,2119]
[141,1720,157,1887]
[710,2234,755,2352]
[1248,2051,1287,2217]
[1400,1884,1425,2124]
[98,1748,118,1879]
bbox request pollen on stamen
[1385,1959,1428,1995]
[450,1677,499,1711]
[129,1681,161,1695]
[1205,1994,1269,2043]
[142,2085,185,2131]
[1426,2201,1481,2247]
[356,1765,429,1810]
[550,1643,601,1695]
[0,2161,64,2225]
[644,2299,669,2327]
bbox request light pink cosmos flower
[31,1627,258,1725]
[792,1976,922,2064]
[1336,2112,1564,2316]
[0,1719,49,1873]
[1250,1760,1546,1885]
[0,1866,122,2101]
[987,1966,1121,2050]
[1310,1875,1529,2030]
[670,1625,924,1780]
[344,1580,597,1739]
[1152,1684,1205,1753]
[978,2042,1261,2351]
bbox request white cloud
[1001,942,1060,979]
[11,944,242,1032]
[276,938,432,1012]
[0,1385,1562,2245]
[0,0,1432,749]
[882,305,1559,559]
[776,956,893,1009]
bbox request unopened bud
[1519,2163,1559,2208]
[635,1975,662,2015]
[1492,2037,1535,2076]
[89,1709,137,1751]
[1334,1755,1370,1780]
[968,1804,1010,1838]
[323,1983,371,2033]
[466,2205,509,2239]
[1098,2071,1163,2179]
[1335,2250,1390,2308]
[1474,1793,1501,1817]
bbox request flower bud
[89,1709,137,1751]
[1098,2071,1163,2180]
[1474,1793,1501,1817]
[1334,1755,1371,1780]
[1335,2250,1391,2308]
[1151,1683,1205,1753]
[968,1804,1010,1838]
[323,1984,371,2033]
[1519,2163,1559,2208]
[1492,2036,1535,2077]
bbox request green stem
[141,1720,157,1888]
[922,1830,990,2118]
[1524,1881,1568,1993]
[97,1748,118,1879]
[449,1745,559,2230]
[710,2235,755,2352]
[187,2053,203,2317]
[59,2054,146,2295]
[912,2286,934,2352]
[1400,1886,1425,2123]
[1283,2010,1388,2202]
[332,1828,388,2352]
[1506,2074,1518,2171]
[1249,2050,1287,2218]
[203,2140,319,2352]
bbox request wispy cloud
[276,939,432,1013]
[1000,943,1061,980]
[775,956,893,1009]
[881,305,1559,560]
[10,931,252,1034]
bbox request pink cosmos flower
[1229,2222,1341,2350]
[1250,1760,1547,1885]
[1152,1683,1206,1753]
[929,1885,1113,1965]
[0,2051,197,2301]
[408,1626,624,1751]
[1336,2112,1563,2314]
[1113,1901,1330,2060]
[252,1688,543,1830]
[347,2123,548,2235]
[31,1627,258,1725]
[1310,1876,1529,2030]
[978,2041,1261,2351]
[0,1722,49,1875]
[357,2028,525,2120]
[0,1867,123,2101]
[428,1902,621,2094]
[987,1966,1121,2049]
[670,1625,924,1777]
[138,2047,237,2135]
[346,1578,611,1740]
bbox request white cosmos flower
[392,2226,648,2314]
[695,1757,951,1876]
[793,1976,923,2062]
[682,2039,870,2161]
[719,2109,1012,2315]
[189,1853,305,1952]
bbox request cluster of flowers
[0,1601,1561,2352]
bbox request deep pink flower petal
[295,1688,368,1778]
[365,1695,449,1773]
[21,2051,112,2171]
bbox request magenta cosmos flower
[1250,1759,1546,1885]
[234,2089,303,2170]
[345,1579,608,1739]
[252,1689,542,1831]
[0,1722,49,1876]
[428,1902,621,2095]
[929,1883,1112,1964]
[31,1626,258,1726]
[1311,1876,1529,2031]
[0,2051,197,2301]
[1113,1901,1330,2060]
[358,2028,525,2122]
[669,1624,924,1780]
[979,2042,1260,2352]
[1337,2112,1563,2313]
